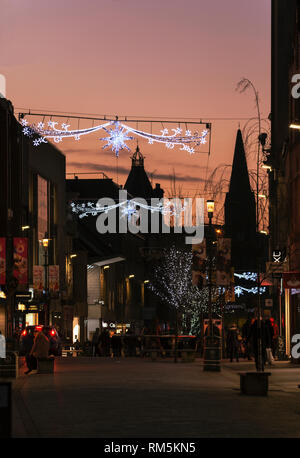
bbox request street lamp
[203,199,221,372]
[207,200,214,337]
[39,233,50,325]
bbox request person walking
[265,318,275,366]
[26,328,50,374]
[0,330,5,358]
[270,317,279,359]
[92,328,100,356]
[242,317,253,360]
[111,333,122,360]
[30,328,50,359]
[24,328,36,375]
[226,323,240,362]
[99,328,111,356]
[247,317,271,371]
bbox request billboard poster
[13,238,28,285]
[192,241,206,287]
[0,238,6,285]
[216,238,231,286]
[49,265,59,291]
[33,265,44,291]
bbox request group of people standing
[23,328,50,374]
[226,317,279,370]
[91,328,140,358]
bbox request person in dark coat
[111,333,123,359]
[226,324,239,362]
[24,329,37,374]
[92,328,100,356]
[242,318,252,360]
[247,318,271,371]
[99,329,111,356]
[124,330,137,357]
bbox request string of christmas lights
[20,118,209,157]
[234,272,258,281]
[70,200,187,219]
[234,285,266,297]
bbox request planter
[37,356,55,374]
[239,371,271,396]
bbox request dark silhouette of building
[124,145,164,200]
[224,129,257,271]
[270,0,300,354]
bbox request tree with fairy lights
[150,246,221,362]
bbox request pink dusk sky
[1,0,270,222]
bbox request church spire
[224,129,257,270]
[124,145,153,199]
[131,144,144,167]
[228,129,252,196]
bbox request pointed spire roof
[228,129,252,196]
[124,145,153,199]
[131,144,144,167]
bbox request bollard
[0,382,11,438]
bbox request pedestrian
[270,317,279,359]
[92,328,100,356]
[111,332,122,360]
[242,317,253,360]
[247,317,271,371]
[30,328,50,360]
[26,328,50,374]
[226,323,239,362]
[24,328,36,375]
[265,318,275,366]
[124,330,137,357]
[99,328,111,356]
[0,330,5,358]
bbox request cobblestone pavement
[9,358,300,438]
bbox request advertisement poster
[216,238,231,286]
[33,265,44,291]
[192,241,206,287]
[49,265,59,291]
[0,238,6,285]
[13,238,28,285]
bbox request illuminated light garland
[234,286,266,297]
[234,272,258,281]
[20,118,209,157]
[70,200,187,219]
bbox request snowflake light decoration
[99,122,134,157]
[20,116,210,157]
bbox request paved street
[9,357,300,438]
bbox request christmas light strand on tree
[20,118,209,157]
[150,246,194,311]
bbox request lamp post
[41,233,49,326]
[203,200,221,372]
[207,200,214,337]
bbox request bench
[62,349,83,357]
[37,356,55,374]
[239,371,271,396]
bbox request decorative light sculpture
[20,118,210,157]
